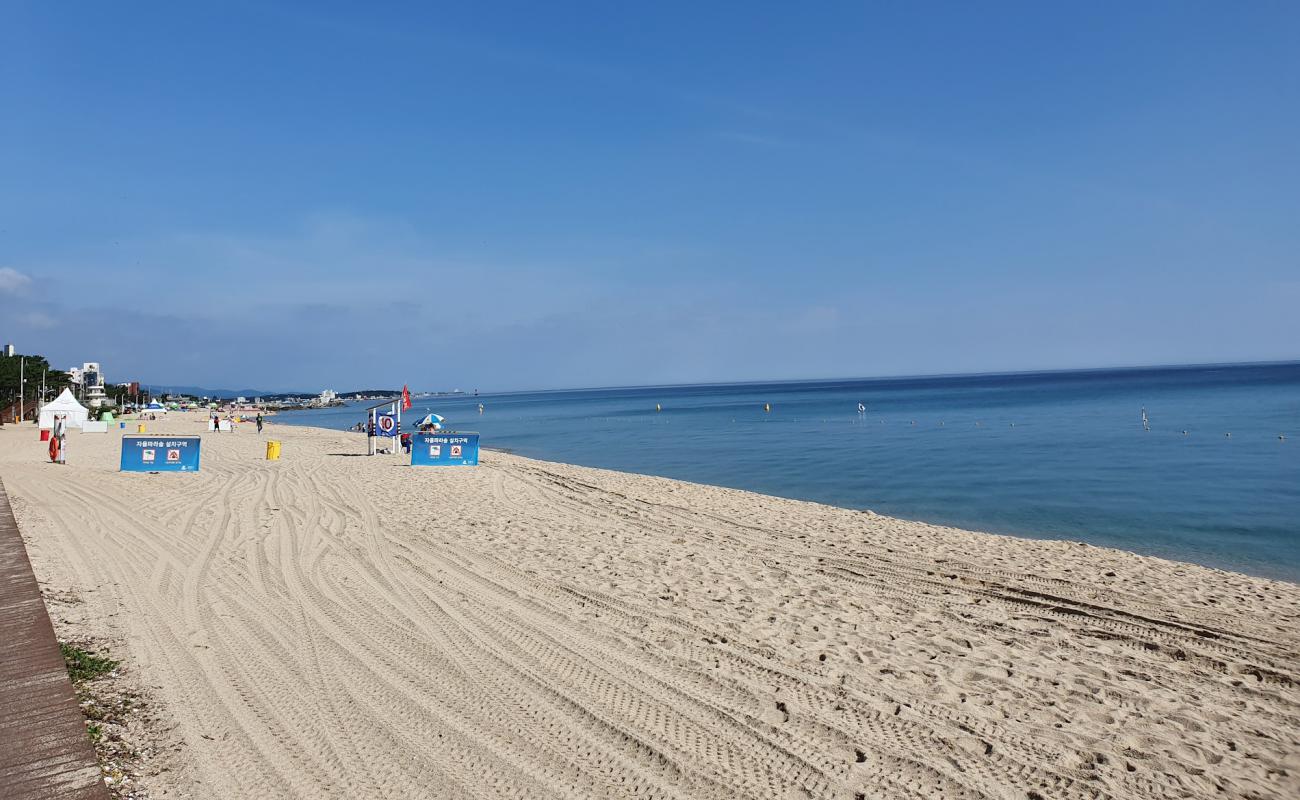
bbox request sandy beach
[1,412,1297,800]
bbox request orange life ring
[48,436,60,463]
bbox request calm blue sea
[274,363,1300,582]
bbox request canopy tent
[38,389,90,429]
[144,401,166,411]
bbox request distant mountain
[135,384,313,399]
[134,385,410,401]
[134,385,409,401]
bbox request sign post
[120,435,201,472]
[366,399,401,456]
[410,432,480,466]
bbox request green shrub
[60,643,118,683]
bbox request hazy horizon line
[141,357,1299,399]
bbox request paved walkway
[0,478,108,800]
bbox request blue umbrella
[414,413,445,429]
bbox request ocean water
[275,363,1300,582]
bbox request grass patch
[86,721,103,743]
[60,642,119,683]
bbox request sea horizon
[139,357,1300,400]
[450,357,1300,397]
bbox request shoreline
[470,446,1300,587]
[269,411,1299,586]
[2,412,1298,798]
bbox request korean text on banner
[120,435,202,472]
[410,432,480,466]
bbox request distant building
[69,361,108,407]
[2,343,14,357]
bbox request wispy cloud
[0,267,32,295]
[16,310,57,329]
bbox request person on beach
[256,412,264,433]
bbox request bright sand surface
[1,411,1297,799]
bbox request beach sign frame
[366,399,401,456]
[410,431,480,466]
[120,435,202,472]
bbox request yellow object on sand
[266,440,281,460]
[137,424,146,433]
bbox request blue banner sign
[375,414,399,437]
[120,435,202,472]
[410,432,480,466]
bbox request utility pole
[18,356,24,422]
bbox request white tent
[39,388,89,430]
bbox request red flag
[401,385,413,411]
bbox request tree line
[0,352,73,406]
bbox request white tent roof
[39,388,90,429]
[43,388,88,413]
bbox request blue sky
[2,2,1297,392]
